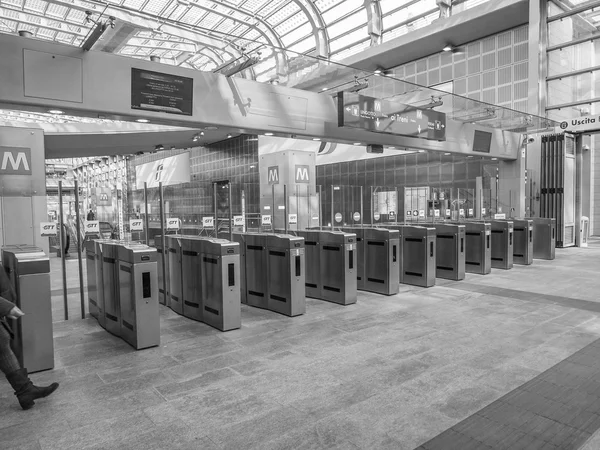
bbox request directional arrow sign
[338,91,446,141]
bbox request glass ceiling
[0,109,126,124]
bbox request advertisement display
[135,152,191,189]
[131,69,193,115]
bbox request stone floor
[1,243,600,449]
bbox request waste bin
[117,243,160,350]
[2,245,53,373]
[266,234,306,316]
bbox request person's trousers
[0,322,20,375]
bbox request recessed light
[227,133,232,138]
[467,155,474,158]
[170,146,176,150]
[353,142,361,145]
[418,150,425,153]
[312,138,321,141]
[136,119,149,123]
[321,87,328,91]
[444,152,451,155]
[374,69,382,74]
[48,109,64,114]
[443,45,453,52]
[265,132,274,136]
[491,157,498,161]
[155,144,164,151]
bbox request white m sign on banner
[295,165,310,183]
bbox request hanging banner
[135,153,191,189]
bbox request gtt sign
[0,148,31,175]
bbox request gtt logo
[268,166,279,185]
[295,165,310,183]
[155,163,164,182]
[0,147,31,175]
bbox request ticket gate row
[233,233,306,316]
[85,240,159,350]
[161,235,241,331]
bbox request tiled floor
[1,244,600,449]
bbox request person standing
[86,209,95,221]
[0,268,58,409]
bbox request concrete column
[498,147,526,218]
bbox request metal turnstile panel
[244,234,269,309]
[94,240,112,328]
[266,235,306,316]
[102,241,122,337]
[341,227,365,289]
[401,226,436,287]
[296,230,322,299]
[84,240,98,318]
[201,239,241,331]
[462,222,492,275]
[319,231,357,305]
[154,236,168,306]
[490,221,514,269]
[434,224,466,281]
[232,233,247,305]
[1,246,53,373]
[118,244,160,350]
[363,228,400,295]
[166,235,183,314]
[181,237,204,322]
[511,219,534,265]
[527,217,556,260]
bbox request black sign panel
[338,92,446,141]
[131,68,193,116]
[472,130,492,153]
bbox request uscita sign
[559,116,600,133]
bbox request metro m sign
[267,166,279,185]
[295,165,310,183]
[0,147,32,175]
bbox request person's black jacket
[0,267,17,338]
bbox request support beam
[364,0,383,46]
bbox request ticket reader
[166,235,183,314]
[527,218,556,260]
[243,233,269,309]
[117,244,159,350]
[102,241,122,337]
[433,224,466,281]
[511,219,534,265]
[363,228,400,295]
[181,236,205,321]
[154,236,168,305]
[200,239,241,331]
[401,226,436,287]
[462,222,492,275]
[319,231,357,305]
[490,221,514,269]
[84,239,98,319]
[1,246,53,373]
[266,235,306,316]
[341,227,365,290]
[296,230,322,299]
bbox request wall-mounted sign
[129,219,143,231]
[85,220,100,234]
[482,208,486,215]
[337,92,446,141]
[40,222,57,237]
[262,214,272,225]
[131,68,193,115]
[459,209,465,216]
[468,208,474,216]
[558,115,600,134]
[413,210,418,217]
[295,165,310,183]
[233,215,244,226]
[166,218,180,229]
[419,210,425,218]
[288,214,298,224]
[267,166,279,185]
[202,217,214,228]
[353,212,361,222]
[0,147,31,175]
[494,213,506,219]
[374,212,380,221]
[334,213,342,223]
[406,211,412,217]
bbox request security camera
[526,137,535,144]
[583,144,590,151]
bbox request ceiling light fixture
[265,132,274,136]
[136,118,149,123]
[443,45,454,52]
[227,133,232,138]
[48,109,64,114]
[312,138,321,141]
[353,142,361,145]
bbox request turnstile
[1,246,53,373]
[102,241,122,337]
[490,220,514,269]
[94,239,113,328]
[527,217,556,260]
[243,233,269,309]
[166,235,183,314]
[154,236,168,305]
[511,219,534,265]
[433,224,466,281]
[231,233,247,305]
[84,239,98,319]
[295,230,322,299]
[117,243,160,349]
[319,231,357,305]
[401,226,436,287]
[363,228,400,295]
[266,234,306,316]
[200,239,241,331]
[341,227,365,290]
[462,222,492,275]
[181,236,204,322]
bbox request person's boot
[6,368,59,410]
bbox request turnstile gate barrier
[527,217,556,260]
[295,230,322,299]
[363,228,400,295]
[200,239,241,331]
[266,234,306,316]
[461,222,492,275]
[511,219,534,265]
[84,239,98,319]
[166,235,183,314]
[341,227,365,290]
[154,236,168,306]
[181,236,204,322]
[94,239,114,328]
[1,246,53,373]
[117,243,160,349]
[433,224,466,281]
[490,221,514,269]
[319,231,357,305]
[401,226,436,287]
[231,233,247,305]
[102,240,123,337]
[243,233,269,309]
